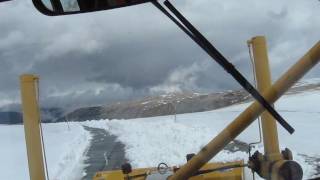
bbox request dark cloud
[0,0,319,109]
[85,32,202,89]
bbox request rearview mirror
[32,0,153,16]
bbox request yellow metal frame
[93,161,244,180]
[250,36,281,161]
[170,40,320,179]
[20,74,46,180]
[248,36,303,179]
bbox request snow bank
[84,89,320,179]
[0,122,91,180]
[84,119,246,168]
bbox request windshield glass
[0,0,319,180]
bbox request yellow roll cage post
[249,36,281,161]
[20,74,47,180]
[248,36,302,179]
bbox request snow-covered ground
[83,88,320,179]
[0,122,91,180]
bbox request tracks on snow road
[82,126,126,180]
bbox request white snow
[0,122,91,180]
[141,101,150,105]
[83,89,320,179]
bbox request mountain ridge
[1,78,320,124]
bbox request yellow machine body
[93,161,244,180]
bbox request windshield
[0,0,319,180]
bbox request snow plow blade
[93,161,244,180]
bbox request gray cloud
[0,0,319,110]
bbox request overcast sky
[0,0,319,110]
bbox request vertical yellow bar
[20,74,46,180]
[250,36,281,161]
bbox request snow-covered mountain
[59,90,250,122]
[60,78,320,122]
